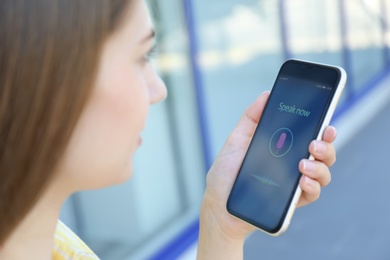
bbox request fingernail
[313,141,326,154]
[302,160,316,172]
[331,126,337,139]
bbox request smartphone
[227,59,346,236]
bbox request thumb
[210,91,270,176]
[225,91,270,149]
[206,91,270,196]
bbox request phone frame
[227,59,347,236]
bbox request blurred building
[60,0,390,259]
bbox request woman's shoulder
[52,220,100,260]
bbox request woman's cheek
[60,71,149,190]
[98,68,149,153]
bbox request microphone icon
[276,133,287,150]
[269,128,293,157]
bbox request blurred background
[60,0,390,259]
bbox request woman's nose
[146,65,167,104]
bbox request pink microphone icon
[276,133,287,150]
[269,128,293,157]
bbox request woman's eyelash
[144,45,158,62]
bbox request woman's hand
[197,91,337,259]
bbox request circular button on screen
[269,128,293,157]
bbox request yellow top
[52,220,99,260]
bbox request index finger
[322,126,337,143]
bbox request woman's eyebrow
[140,30,155,43]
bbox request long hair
[0,0,131,244]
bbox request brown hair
[0,0,131,244]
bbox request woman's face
[56,0,166,192]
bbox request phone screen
[227,60,342,233]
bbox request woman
[0,0,337,259]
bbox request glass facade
[192,0,284,159]
[285,1,344,66]
[60,0,390,259]
[344,0,385,91]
